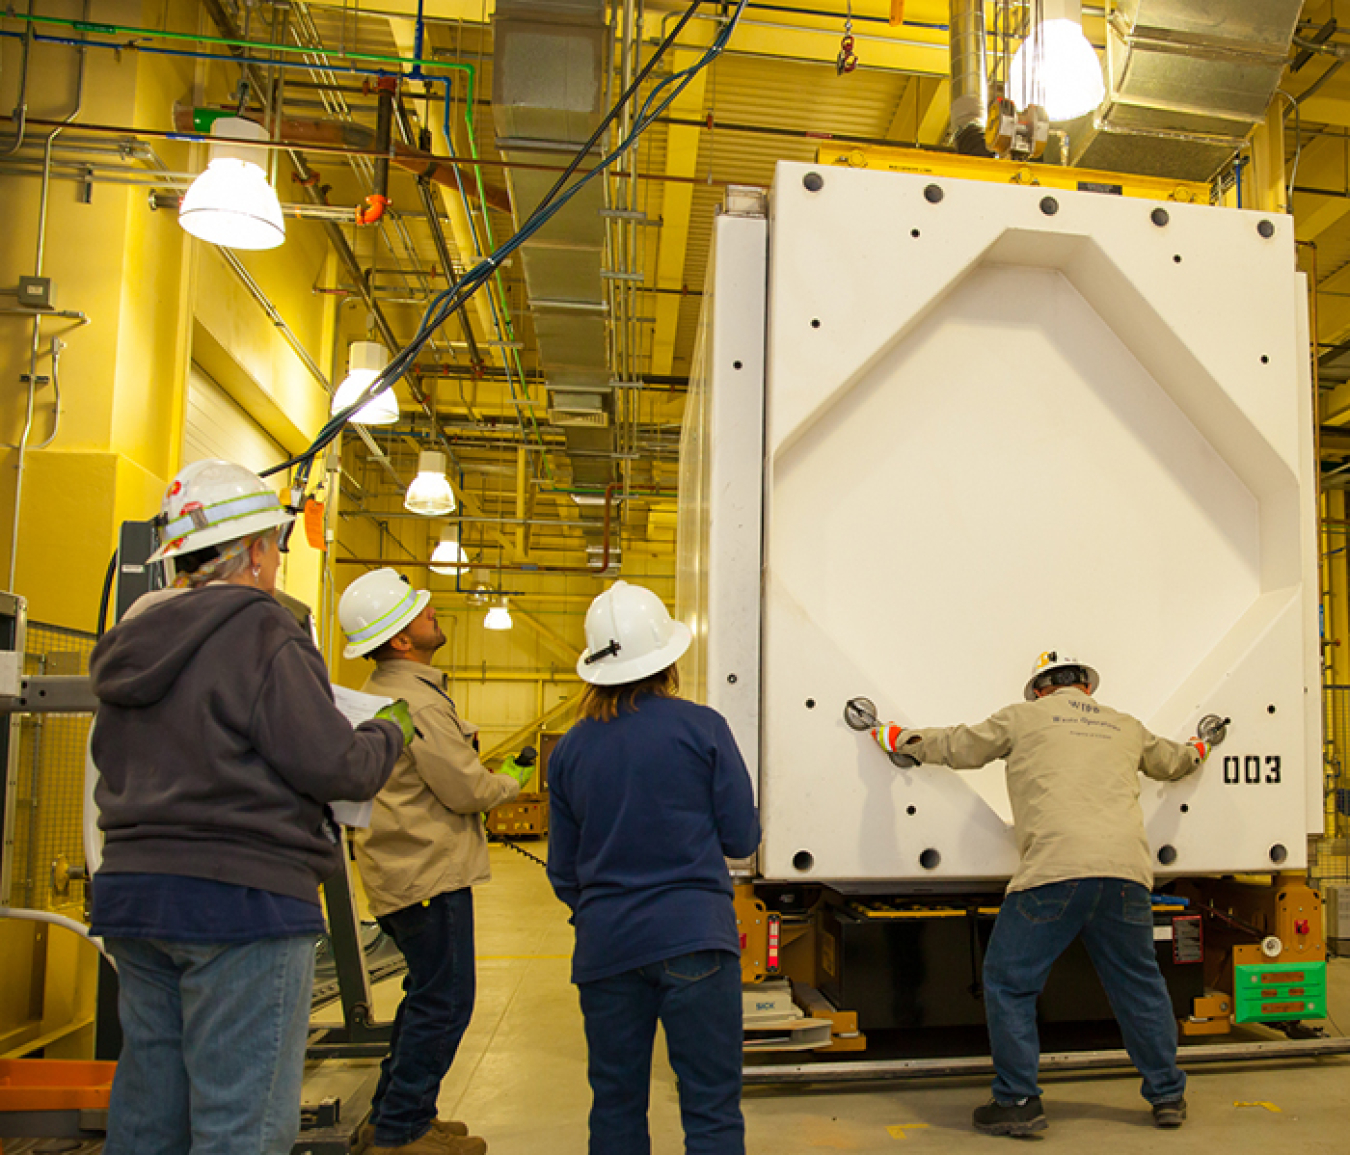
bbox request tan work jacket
[354,659,520,917]
[903,687,1201,895]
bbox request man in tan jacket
[339,569,532,1155]
[873,651,1209,1138]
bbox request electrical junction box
[486,797,548,837]
[17,276,52,310]
[679,162,1320,887]
[0,651,20,699]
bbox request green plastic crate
[1233,961,1327,1024]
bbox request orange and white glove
[872,723,907,753]
[1187,737,1210,763]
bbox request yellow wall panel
[14,451,118,632]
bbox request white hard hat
[339,568,431,659]
[147,459,294,563]
[1024,649,1100,700]
[577,581,692,686]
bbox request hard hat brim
[343,588,432,659]
[147,509,296,563]
[1024,663,1100,700]
[577,620,692,686]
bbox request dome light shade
[484,598,513,631]
[179,117,285,250]
[405,450,456,515]
[429,528,470,575]
[332,341,398,425]
[1008,16,1105,122]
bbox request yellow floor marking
[1234,1101,1282,1113]
[887,1123,931,1139]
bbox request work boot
[360,1119,470,1148]
[367,1126,486,1155]
[1152,1098,1187,1129]
[972,1095,1048,1137]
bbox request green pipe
[10,10,459,74]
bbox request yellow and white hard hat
[147,459,294,564]
[339,568,431,659]
[577,580,692,686]
[1024,649,1100,700]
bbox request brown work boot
[367,1125,485,1155]
[439,1138,486,1155]
[360,1120,470,1148]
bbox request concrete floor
[319,845,1350,1154]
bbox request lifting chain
[836,0,858,75]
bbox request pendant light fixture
[1007,0,1105,123]
[331,341,398,425]
[484,596,513,631]
[178,117,286,250]
[405,451,456,515]
[429,527,470,575]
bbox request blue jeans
[103,935,315,1155]
[983,878,1187,1105]
[370,888,476,1147]
[577,949,744,1155]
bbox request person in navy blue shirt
[548,581,760,1155]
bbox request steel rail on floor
[743,1036,1350,1085]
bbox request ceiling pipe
[0,4,34,157]
[390,92,487,375]
[6,7,450,74]
[3,110,733,189]
[171,104,513,213]
[355,77,397,225]
[334,483,620,574]
[656,113,951,152]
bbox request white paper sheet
[328,683,394,828]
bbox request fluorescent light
[179,117,286,250]
[1008,8,1105,122]
[332,341,398,425]
[484,598,513,631]
[429,528,469,575]
[405,450,456,515]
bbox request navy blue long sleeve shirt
[546,695,760,984]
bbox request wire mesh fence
[4,622,96,914]
[1317,686,1350,889]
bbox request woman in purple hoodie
[89,460,407,1155]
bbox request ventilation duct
[1068,0,1303,181]
[548,388,611,428]
[492,0,618,525]
[948,0,992,156]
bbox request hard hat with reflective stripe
[1024,649,1100,700]
[147,459,294,564]
[339,568,431,659]
[577,580,692,686]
